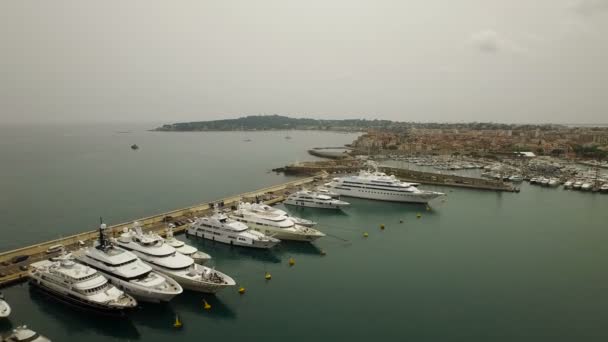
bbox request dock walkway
[0,176,319,288]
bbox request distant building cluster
[352,127,608,159]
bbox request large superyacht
[72,222,183,303]
[116,225,235,293]
[29,254,137,312]
[324,170,444,203]
[164,225,211,264]
[230,202,326,241]
[187,210,280,248]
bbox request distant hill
[154,115,567,132]
[154,115,396,132]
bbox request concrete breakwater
[0,176,318,287]
[273,161,516,192]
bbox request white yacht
[72,223,183,303]
[563,180,573,189]
[240,202,317,227]
[165,225,211,264]
[508,175,523,182]
[116,226,235,293]
[29,254,137,312]
[0,292,10,318]
[600,183,608,193]
[573,181,583,189]
[314,187,340,199]
[284,190,350,210]
[2,326,51,342]
[548,178,559,187]
[324,170,443,203]
[230,202,325,241]
[188,211,280,248]
[581,182,592,191]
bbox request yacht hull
[329,186,441,203]
[187,229,278,249]
[284,199,349,210]
[245,224,324,242]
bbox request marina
[0,127,606,341]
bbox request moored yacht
[2,326,51,342]
[187,210,280,248]
[29,254,137,312]
[165,225,211,264]
[314,187,340,199]
[563,180,573,189]
[600,184,608,193]
[581,182,592,191]
[0,292,10,318]
[72,222,183,303]
[324,170,443,203]
[241,202,317,227]
[116,226,235,293]
[285,190,350,210]
[548,178,559,187]
[230,202,326,242]
[573,181,583,189]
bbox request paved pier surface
[0,176,319,288]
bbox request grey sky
[1,0,607,124]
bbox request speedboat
[117,226,235,293]
[563,181,573,189]
[529,177,538,184]
[600,184,608,193]
[72,222,183,303]
[29,254,137,312]
[230,202,326,242]
[324,170,443,203]
[2,326,51,342]
[0,292,10,318]
[188,210,280,248]
[539,178,550,186]
[573,181,583,189]
[284,190,350,210]
[165,225,211,264]
[581,183,592,191]
[548,178,559,187]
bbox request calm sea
[1,124,607,341]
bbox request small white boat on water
[601,184,608,193]
[548,178,559,187]
[508,175,523,182]
[581,183,592,191]
[0,292,10,318]
[285,190,350,210]
[165,225,211,264]
[530,177,538,184]
[563,181,573,189]
[573,181,583,189]
[2,326,51,342]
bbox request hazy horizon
[1,1,607,125]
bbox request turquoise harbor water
[1,125,608,341]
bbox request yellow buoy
[380,224,385,230]
[288,258,295,266]
[416,213,422,219]
[399,220,404,224]
[363,232,369,238]
[320,249,327,256]
[203,299,211,310]
[173,315,182,328]
[265,272,272,280]
[426,206,431,211]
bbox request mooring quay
[0,176,320,288]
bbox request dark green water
[1,125,608,341]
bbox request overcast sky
[1,0,607,124]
